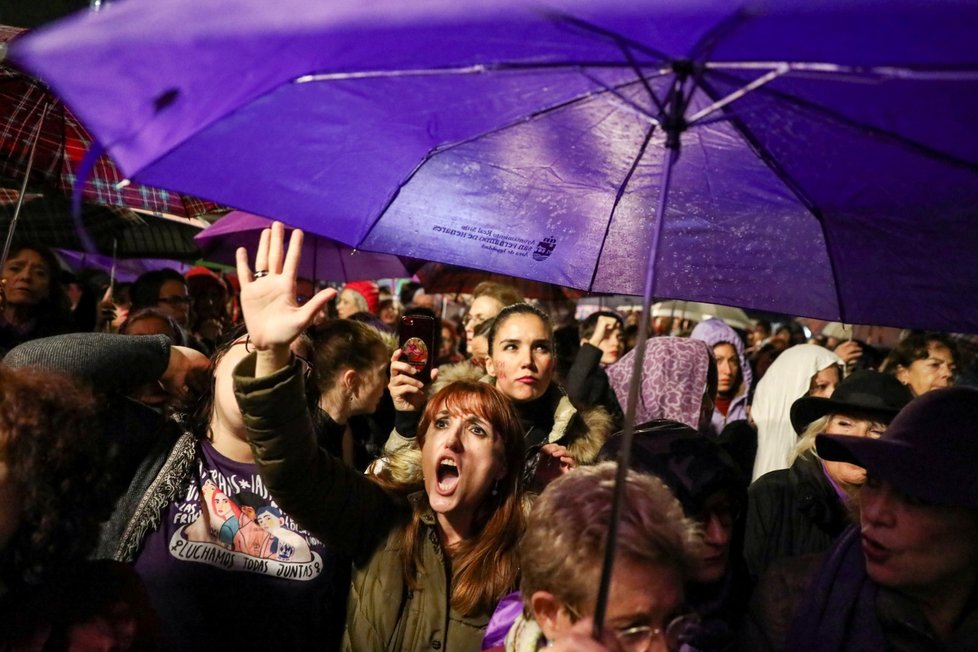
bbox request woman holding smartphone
[389,301,611,491]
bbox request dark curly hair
[0,366,109,587]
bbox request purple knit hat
[817,386,978,508]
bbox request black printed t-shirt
[133,438,341,651]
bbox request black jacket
[744,453,851,579]
[562,342,624,430]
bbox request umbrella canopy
[650,300,751,332]
[54,248,191,283]
[10,0,978,332]
[0,25,221,219]
[0,188,203,259]
[195,210,411,282]
[414,262,582,301]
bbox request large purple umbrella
[195,211,411,282]
[9,0,978,333]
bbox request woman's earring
[491,480,499,497]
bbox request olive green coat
[233,355,490,652]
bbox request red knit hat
[343,280,379,314]
[185,265,222,282]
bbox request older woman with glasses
[488,462,700,652]
[598,421,749,652]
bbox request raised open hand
[235,221,335,354]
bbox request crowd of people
[1,226,976,651]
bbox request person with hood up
[606,337,717,434]
[750,344,843,481]
[690,318,753,437]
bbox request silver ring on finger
[253,270,269,279]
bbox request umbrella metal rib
[0,102,46,269]
[294,60,669,84]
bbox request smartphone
[399,314,436,384]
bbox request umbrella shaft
[1,104,49,271]
[593,146,679,639]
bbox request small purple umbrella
[55,248,190,283]
[195,211,410,282]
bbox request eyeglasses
[562,603,696,652]
[157,295,191,307]
[462,312,488,326]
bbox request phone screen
[399,314,436,384]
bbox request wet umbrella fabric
[195,211,411,282]
[11,0,978,332]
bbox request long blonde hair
[790,415,831,464]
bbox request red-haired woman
[232,223,527,651]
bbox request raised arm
[231,222,407,558]
[4,333,171,391]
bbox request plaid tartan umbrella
[0,25,220,218]
[0,188,203,260]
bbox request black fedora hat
[790,369,912,434]
[817,386,978,509]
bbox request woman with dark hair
[230,223,528,650]
[560,310,625,429]
[0,366,146,647]
[129,268,192,330]
[0,244,72,351]
[885,331,957,396]
[391,301,611,491]
[0,366,106,590]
